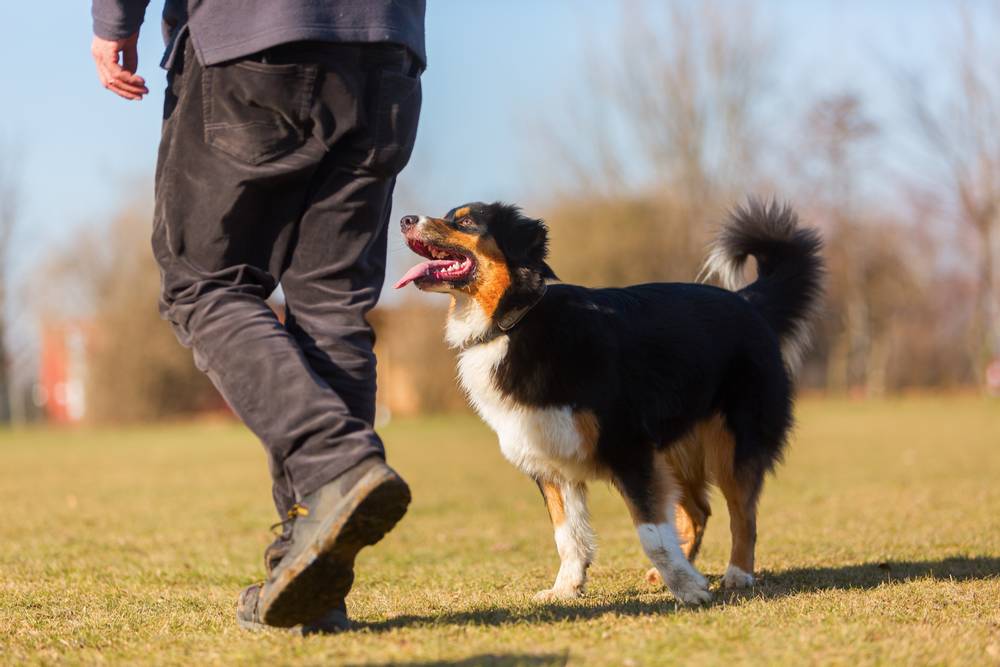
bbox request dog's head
[395,202,557,318]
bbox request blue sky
[0,1,974,289]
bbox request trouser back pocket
[203,60,319,165]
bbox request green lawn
[1,396,999,666]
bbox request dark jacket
[91,0,426,69]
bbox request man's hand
[91,32,149,101]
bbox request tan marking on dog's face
[407,217,512,317]
[540,481,566,526]
[468,235,511,318]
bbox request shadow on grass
[352,555,1000,633]
[752,555,1000,596]
[346,654,568,667]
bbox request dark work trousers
[152,37,421,520]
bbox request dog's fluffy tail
[701,198,824,375]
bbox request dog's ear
[538,260,558,281]
[491,203,558,280]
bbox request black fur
[446,202,558,282]
[463,201,823,519]
[718,199,825,349]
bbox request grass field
[1,396,999,666]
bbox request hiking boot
[264,534,291,579]
[257,457,411,627]
[236,534,355,633]
[236,582,350,635]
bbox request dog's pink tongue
[394,259,454,289]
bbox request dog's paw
[669,579,712,605]
[664,567,712,605]
[721,564,755,589]
[533,587,582,603]
[644,567,663,586]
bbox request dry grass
[1,396,999,665]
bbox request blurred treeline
[388,3,999,413]
[31,209,221,422]
[4,2,999,423]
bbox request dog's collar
[463,284,547,349]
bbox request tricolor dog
[394,200,823,604]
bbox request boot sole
[237,609,351,635]
[259,466,410,627]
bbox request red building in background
[39,321,92,423]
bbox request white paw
[664,567,712,605]
[722,564,755,589]
[533,586,582,603]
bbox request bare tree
[900,7,1000,388]
[532,1,985,394]
[798,94,882,393]
[34,205,220,423]
[539,0,775,287]
[0,147,20,423]
[544,1,772,203]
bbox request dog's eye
[458,216,475,228]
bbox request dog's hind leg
[705,416,763,589]
[675,488,711,561]
[644,441,711,586]
[643,495,710,587]
[615,453,711,605]
[666,437,711,562]
[534,479,595,601]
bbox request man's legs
[273,42,422,503]
[153,38,420,628]
[280,163,393,425]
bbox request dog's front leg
[533,479,595,601]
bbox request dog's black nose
[400,215,418,230]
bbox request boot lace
[269,502,309,536]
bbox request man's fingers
[101,53,146,87]
[98,59,147,97]
[107,79,141,100]
[113,68,147,90]
[111,82,147,97]
[99,64,145,100]
[122,44,139,75]
[104,78,139,100]
[110,68,148,94]
[107,77,146,99]
[95,61,109,88]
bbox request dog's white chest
[457,338,592,481]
